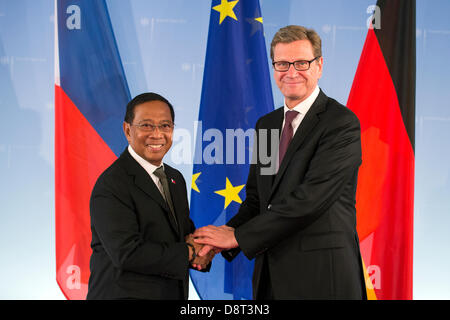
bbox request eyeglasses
[272,56,321,72]
[131,122,175,132]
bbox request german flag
[347,0,416,300]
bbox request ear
[317,56,324,78]
[123,122,132,143]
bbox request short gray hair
[270,25,322,60]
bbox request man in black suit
[193,25,367,299]
[87,93,212,300]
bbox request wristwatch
[186,243,196,264]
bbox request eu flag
[55,0,130,299]
[190,0,274,300]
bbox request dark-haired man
[87,93,212,300]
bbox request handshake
[185,225,239,271]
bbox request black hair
[124,92,175,124]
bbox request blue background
[0,0,449,299]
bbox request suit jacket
[87,148,195,300]
[223,90,367,299]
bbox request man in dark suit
[87,93,212,300]
[193,25,367,299]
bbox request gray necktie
[153,166,178,229]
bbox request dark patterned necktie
[153,166,178,228]
[279,110,299,166]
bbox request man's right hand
[185,234,215,270]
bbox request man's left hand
[193,225,238,253]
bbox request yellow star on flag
[192,172,201,193]
[214,177,245,209]
[213,0,239,24]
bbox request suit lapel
[120,149,180,237]
[270,91,328,197]
[259,108,284,194]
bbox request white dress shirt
[281,85,320,136]
[128,145,165,198]
[277,86,320,171]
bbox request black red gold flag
[347,0,416,300]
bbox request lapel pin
[171,178,176,184]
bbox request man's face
[273,40,323,108]
[123,100,173,166]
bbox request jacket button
[267,204,271,210]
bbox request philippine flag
[54,0,130,299]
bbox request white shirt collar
[128,145,163,176]
[283,85,320,115]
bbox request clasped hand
[185,225,239,271]
[185,234,214,271]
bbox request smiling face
[273,40,323,108]
[123,100,173,166]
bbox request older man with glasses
[194,25,367,300]
[87,92,213,300]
